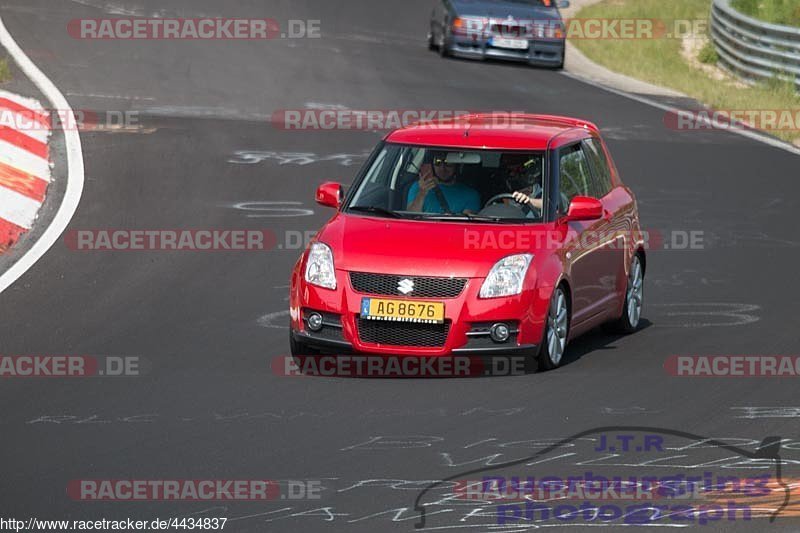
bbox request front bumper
[290,269,548,356]
[447,37,565,66]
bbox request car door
[582,137,627,309]
[581,137,626,310]
[556,142,607,328]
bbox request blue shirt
[407,182,481,214]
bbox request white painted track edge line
[0,16,85,294]
[560,70,800,158]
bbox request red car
[289,113,645,370]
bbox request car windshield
[345,143,546,223]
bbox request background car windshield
[347,144,545,222]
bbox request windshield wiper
[416,214,515,223]
[348,206,405,218]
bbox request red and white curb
[0,13,83,296]
[0,89,51,252]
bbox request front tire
[439,28,450,57]
[537,286,569,371]
[611,254,644,333]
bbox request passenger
[407,151,480,214]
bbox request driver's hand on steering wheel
[511,191,543,211]
[512,191,533,205]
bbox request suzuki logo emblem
[398,278,414,295]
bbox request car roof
[384,113,599,151]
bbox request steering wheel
[484,193,540,217]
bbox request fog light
[490,323,510,343]
[307,312,324,332]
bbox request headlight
[479,254,533,298]
[304,242,336,290]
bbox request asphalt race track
[0,1,799,532]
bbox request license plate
[360,298,444,324]
[492,37,529,50]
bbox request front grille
[357,318,451,347]
[349,272,467,298]
[490,24,528,37]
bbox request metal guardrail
[710,0,800,90]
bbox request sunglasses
[510,158,538,173]
[433,158,450,166]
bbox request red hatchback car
[289,113,645,369]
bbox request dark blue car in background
[428,0,570,68]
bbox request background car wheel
[290,333,320,356]
[439,30,450,57]
[427,31,436,51]
[537,286,569,371]
[554,52,565,70]
[611,254,644,333]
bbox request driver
[504,156,544,213]
[407,151,480,214]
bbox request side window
[583,138,614,197]
[558,143,593,214]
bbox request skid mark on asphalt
[228,150,370,166]
[650,303,760,327]
[227,201,314,218]
[600,406,662,415]
[733,407,800,419]
[650,270,729,289]
[258,310,289,329]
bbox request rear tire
[537,286,569,371]
[610,254,644,333]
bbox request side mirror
[566,196,602,221]
[316,182,343,209]
[556,0,570,8]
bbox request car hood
[317,213,544,279]
[451,0,562,21]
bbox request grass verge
[571,0,800,145]
[731,0,800,27]
[0,57,11,83]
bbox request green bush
[698,42,719,64]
